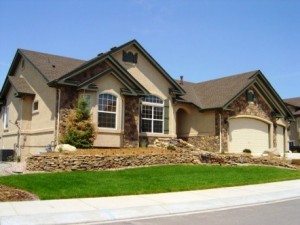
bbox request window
[80,94,92,110]
[141,96,164,133]
[32,101,39,112]
[3,106,8,129]
[98,93,117,128]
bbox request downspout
[18,97,24,157]
[1,107,3,149]
[219,113,222,153]
[56,88,61,147]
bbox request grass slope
[0,165,300,200]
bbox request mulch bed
[0,184,38,202]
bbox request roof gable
[179,70,257,109]
[8,76,35,97]
[112,40,185,96]
[179,70,293,119]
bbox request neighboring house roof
[284,97,300,108]
[178,70,257,109]
[284,97,300,116]
[8,76,35,97]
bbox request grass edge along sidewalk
[1,165,300,200]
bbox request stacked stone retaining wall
[26,153,195,172]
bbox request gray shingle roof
[284,97,300,116]
[19,49,85,82]
[178,70,259,109]
[8,76,35,96]
[284,97,300,108]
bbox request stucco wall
[173,103,215,137]
[1,57,57,158]
[1,86,22,150]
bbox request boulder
[261,148,281,157]
[54,144,77,152]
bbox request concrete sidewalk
[1,180,300,225]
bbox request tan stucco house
[0,40,294,158]
[284,97,300,148]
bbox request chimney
[179,75,184,85]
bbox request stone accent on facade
[123,96,140,147]
[228,89,273,121]
[66,61,110,84]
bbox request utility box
[0,149,15,162]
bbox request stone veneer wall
[181,136,220,152]
[26,153,195,172]
[123,96,140,147]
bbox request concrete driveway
[0,162,12,176]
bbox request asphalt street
[103,197,300,225]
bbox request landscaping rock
[54,144,77,152]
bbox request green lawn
[1,165,300,200]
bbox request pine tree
[62,98,96,148]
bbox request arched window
[98,93,117,128]
[141,95,164,133]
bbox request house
[0,39,294,159]
[284,97,300,148]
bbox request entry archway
[176,108,189,138]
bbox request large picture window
[98,93,117,128]
[141,96,164,133]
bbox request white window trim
[98,93,118,130]
[32,100,39,114]
[3,106,9,129]
[141,96,164,134]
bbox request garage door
[228,118,269,154]
[276,126,285,152]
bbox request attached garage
[228,118,270,154]
[276,126,285,152]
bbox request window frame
[141,95,164,134]
[3,106,8,129]
[98,93,117,129]
[32,100,39,113]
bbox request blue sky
[0,0,299,99]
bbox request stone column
[123,96,140,147]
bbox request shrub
[62,98,96,148]
[167,145,176,151]
[140,139,148,147]
[243,149,252,154]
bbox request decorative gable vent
[122,50,138,64]
[246,89,256,103]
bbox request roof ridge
[195,70,259,85]
[19,48,85,62]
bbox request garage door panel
[228,118,269,154]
